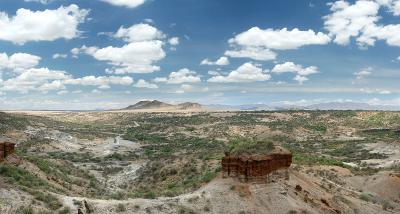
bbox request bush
[20,206,34,214]
[229,139,275,155]
[382,201,394,210]
[32,191,63,210]
[144,191,156,199]
[116,204,126,212]
[58,207,70,214]
[359,193,370,202]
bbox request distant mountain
[177,102,202,110]
[206,104,273,111]
[306,102,399,111]
[122,100,203,111]
[122,100,399,111]
[124,100,173,110]
[208,102,399,111]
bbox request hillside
[122,100,203,111]
[1,111,400,213]
[123,100,173,110]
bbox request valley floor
[0,110,399,213]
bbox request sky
[0,0,399,110]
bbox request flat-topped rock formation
[222,146,292,181]
[0,141,15,162]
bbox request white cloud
[225,27,330,61]
[143,18,154,24]
[228,27,330,50]
[367,97,400,106]
[24,0,53,4]
[225,46,277,61]
[272,62,319,76]
[153,68,201,84]
[39,80,66,92]
[174,84,193,94]
[324,0,400,47]
[272,62,318,84]
[0,63,134,93]
[57,90,68,95]
[208,70,221,76]
[101,0,145,8]
[75,23,170,74]
[208,62,271,83]
[114,23,165,42]
[354,67,372,79]
[64,76,133,89]
[0,67,70,93]
[168,37,179,46]
[394,0,400,15]
[225,27,330,60]
[293,75,309,85]
[173,84,208,94]
[52,53,68,59]
[0,5,89,45]
[201,56,230,66]
[134,79,158,89]
[78,41,165,74]
[360,88,392,94]
[0,52,41,73]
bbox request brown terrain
[0,109,399,213]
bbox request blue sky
[0,0,399,109]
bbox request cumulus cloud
[64,76,133,89]
[225,27,329,61]
[0,5,89,45]
[272,62,319,76]
[208,70,221,76]
[134,79,158,89]
[324,0,400,47]
[201,56,230,66]
[0,52,41,73]
[168,37,179,46]
[0,59,134,93]
[293,75,309,85]
[228,27,331,50]
[101,0,146,8]
[75,23,170,74]
[208,62,271,83]
[225,46,277,61]
[52,53,68,59]
[153,68,201,84]
[114,23,165,42]
[174,84,193,94]
[272,62,318,84]
[0,68,70,93]
[354,67,372,79]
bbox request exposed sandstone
[221,148,292,181]
[0,141,15,162]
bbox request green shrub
[58,207,70,214]
[116,204,126,212]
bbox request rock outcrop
[222,150,292,181]
[0,141,15,162]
